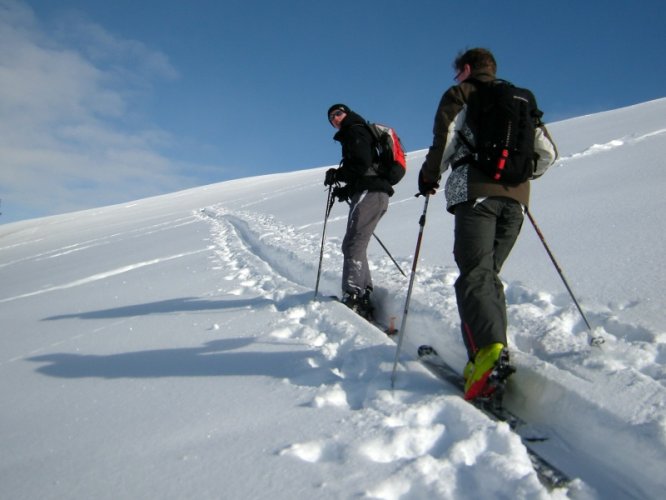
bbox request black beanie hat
[327,103,351,118]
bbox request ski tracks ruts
[197,205,666,498]
[0,216,198,271]
[197,206,555,498]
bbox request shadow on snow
[41,292,314,321]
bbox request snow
[1,97,665,499]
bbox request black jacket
[334,111,394,196]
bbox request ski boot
[341,288,374,321]
[463,343,516,402]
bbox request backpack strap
[364,122,383,174]
[364,122,382,150]
[451,77,512,170]
[451,80,484,169]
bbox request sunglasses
[329,109,346,121]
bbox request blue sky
[1,0,664,224]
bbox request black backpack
[459,79,543,184]
[366,123,407,185]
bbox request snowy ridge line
[199,203,666,498]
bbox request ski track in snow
[197,205,666,499]
[196,207,554,499]
[556,128,666,164]
[0,247,212,304]
[0,216,197,270]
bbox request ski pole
[526,208,603,346]
[391,194,430,388]
[344,199,406,278]
[314,186,335,299]
[372,232,407,277]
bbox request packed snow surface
[1,98,665,499]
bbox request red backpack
[367,123,407,185]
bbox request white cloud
[0,0,195,223]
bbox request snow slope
[1,98,665,499]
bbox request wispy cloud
[0,0,207,223]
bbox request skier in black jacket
[325,104,392,319]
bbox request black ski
[418,345,526,430]
[417,344,572,490]
[327,295,399,336]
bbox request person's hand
[418,169,439,196]
[324,168,338,186]
[332,185,349,202]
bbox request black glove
[324,168,338,186]
[418,169,440,196]
[332,185,350,203]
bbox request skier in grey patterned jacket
[418,48,558,401]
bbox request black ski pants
[453,197,524,360]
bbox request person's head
[453,48,497,82]
[327,103,350,129]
